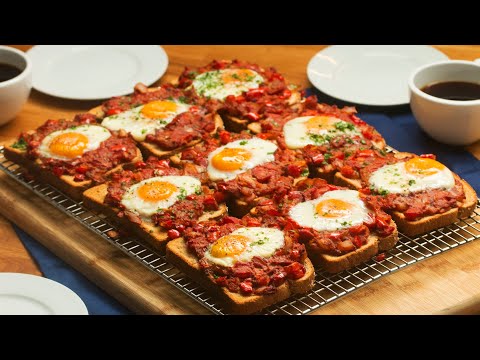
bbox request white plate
[0,273,88,315]
[307,45,449,106]
[27,45,168,100]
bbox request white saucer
[307,45,449,106]
[0,273,88,315]
[27,45,168,100]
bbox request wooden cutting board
[1,163,480,314]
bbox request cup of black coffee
[409,60,480,146]
[0,46,32,125]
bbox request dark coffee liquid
[421,81,480,101]
[0,63,22,82]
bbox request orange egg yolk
[405,158,445,177]
[141,100,178,119]
[49,132,89,158]
[222,69,257,83]
[211,148,252,171]
[315,199,354,218]
[210,235,249,258]
[305,116,337,133]
[137,181,178,202]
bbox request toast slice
[334,170,477,237]
[391,179,477,237]
[305,224,398,274]
[82,184,227,252]
[91,104,224,160]
[221,90,302,133]
[166,237,315,314]
[4,143,142,201]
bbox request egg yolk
[210,235,249,258]
[305,116,337,133]
[315,199,354,218]
[49,132,89,158]
[141,100,178,119]
[137,181,178,202]
[222,69,257,83]
[405,158,445,177]
[211,148,252,171]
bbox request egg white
[121,175,202,219]
[101,101,190,141]
[207,138,277,182]
[288,190,369,232]
[203,227,285,267]
[38,125,111,161]
[192,69,264,100]
[283,116,360,149]
[368,161,455,195]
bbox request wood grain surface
[1,45,480,314]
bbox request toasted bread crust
[307,225,398,273]
[166,237,315,314]
[82,184,227,253]
[4,145,142,201]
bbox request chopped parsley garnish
[378,188,389,196]
[195,186,202,195]
[267,151,275,155]
[69,126,77,130]
[158,120,168,125]
[379,149,387,156]
[408,179,416,186]
[334,121,355,132]
[309,133,332,145]
[301,168,309,177]
[341,221,352,227]
[361,139,366,145]
[252,237,268,246]
[239,140,248,146]
[177,187,188,201]
[141,129,147,134]
[167,96,174,101]
[11,138,27,151]
[178,96,188,104]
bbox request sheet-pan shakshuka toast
[6,58,477,314]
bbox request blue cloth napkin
[13,225,132,315]
[12,88,480,316]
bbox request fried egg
[369,157,455,195]
[101,100,191,141]
[203,227,285,267]
[192,68,264,100]
[283,116,360,149]
[207,138,277,181]
[121,176,201,219]
[38,125,111,161]
[288,190,369,232]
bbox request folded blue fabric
[13,225,132,315]
[12,88,480,316]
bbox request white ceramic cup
[0,46,32,126]
[409,59,480,146]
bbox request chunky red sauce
[356,154,466,221]
[178,59,301,126]
[18,114,138,183]
[105,157,219,235]
[102,84,206,115]
[183,217,307,295]
[243,178,395,256]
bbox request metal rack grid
[1,146,479,315]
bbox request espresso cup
[0,46,32,126]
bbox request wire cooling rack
[1,146,479,315]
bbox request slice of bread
[4,144,142,201]
[90,103,224,159]
[82,184,227,252]
[166,237,315,314]
[305,225,398,274]
[221,90,302,133]
[391,179,477,237]
[335,172,477,237]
